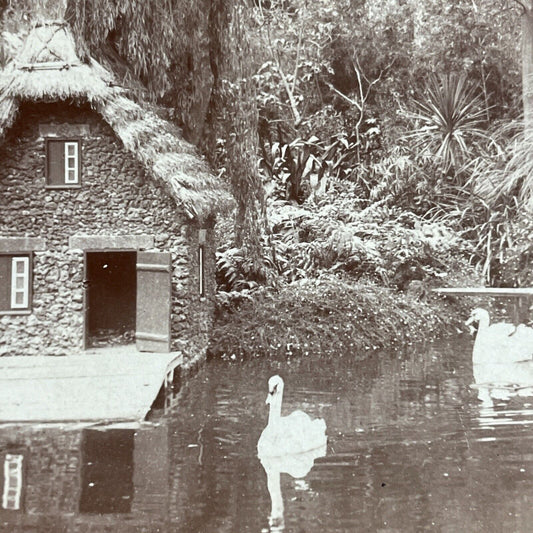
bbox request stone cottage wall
[174,221,217,361]
[0,102,215,360]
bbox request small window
[198,229,207,298]
[198,245,205,297]
[0,255,31,314]
[46,139,81,188]
[2,454,24,511]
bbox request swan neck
[268,393,282,424]
[477,314,490,331]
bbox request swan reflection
[259,444,326,531]
[258,375,327,531]
[472,361,533,407]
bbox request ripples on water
[2,334,533,532]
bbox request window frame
[45,138,82,189]
[198,245,205,297]
[10,256,29,309]
[64,141,79,184]
[0,253,32,315]
[2,453,24,511]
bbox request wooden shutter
[0,256,10,312]
[46,140,65,186]
[136,251,172,352]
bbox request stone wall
[0,101,216,361]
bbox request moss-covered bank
[209,275,475,360]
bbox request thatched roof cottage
[0,21,233,359]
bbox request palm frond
[403,73,492,174]
[473,120,533,209]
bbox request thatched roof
[0,21,233,223]
[0,21,113,103]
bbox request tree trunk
[522,4,533,136]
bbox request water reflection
[259,445,326,531]
[1,451,24,512]
[80,429,134,513]
[4,334,533,531]
[0,423,169,532]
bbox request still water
[2,334,533,532]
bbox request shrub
[267,197,474,286]
[209,275,472,360]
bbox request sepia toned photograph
[1,0,533,531]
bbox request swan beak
[465,315,477,335]
[265,394,271,405]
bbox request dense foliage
[3,0,532,356]
[210,0,533,357]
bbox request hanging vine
[64,0,265,261]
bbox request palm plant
[404,73,493,177]
[470,121,533,285]
[474,121,533,210]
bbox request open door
[136,251,172,352]
[85,251,137,349]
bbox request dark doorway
[85,251,136,348]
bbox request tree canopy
[1,0,532,286]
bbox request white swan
[466,307,533,364]
[257,375,327,457]
[257,375,327,530]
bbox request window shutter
[0,256,10,311]
[46,140,65,186]
[136,252,172,352]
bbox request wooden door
[136,251,172,352]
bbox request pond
[2,332,533,532]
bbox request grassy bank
[209,274,476,360]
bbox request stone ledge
[0,237,46,252]
[39,123,91,138]
[69,234,154,250]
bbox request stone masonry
[0,101,216,360]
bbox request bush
[209,275,473,360]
